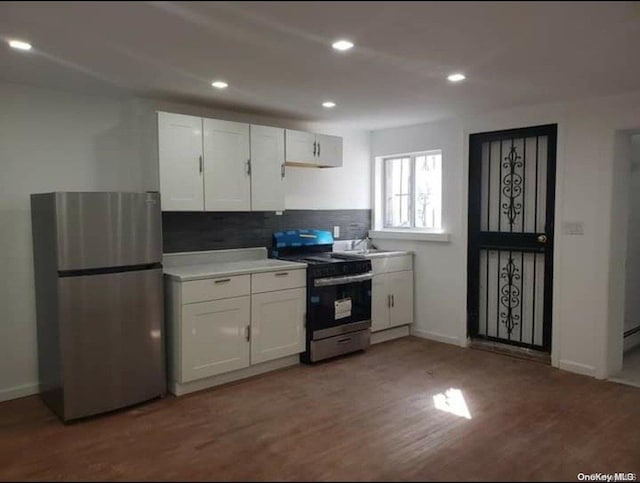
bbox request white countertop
[163,254,307,282]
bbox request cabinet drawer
[182,275,250,304]
[371,255,413,274]
[251,269,306,294]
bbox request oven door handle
[313,272,374,287]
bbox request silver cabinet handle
[199,155,203,174]
[214,278,231,284]
[246,325,251,342]
[281,163,286,179]
[275,272,289,277]
[246,159,252,176]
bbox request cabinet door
[316,133,343,167]
[251,288,306,364]
[181,296,250,382]
[157,112,204,211]
[285,129,317,165]
[203,118,251,211]
[389,271,414,327]
[250,125,285,211]
[371,274,390,332]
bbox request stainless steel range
[272,229,372,363]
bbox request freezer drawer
[53,192,162,271]
[57,268,166,420]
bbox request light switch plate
[562,221,584,235]
[333,225,340,238]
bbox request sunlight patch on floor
[433,388,472,419]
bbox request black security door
[467,124,557,351]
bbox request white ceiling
[1,1,639,130]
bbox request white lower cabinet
[251,287,306,364]
[181,296,250,382]
[370,254,414,333]
[166,268,306,395]
[388,270,414,327]
[371,274,390,332]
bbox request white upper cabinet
[157,112,204,211]
[316,133,343,168]
[285,129,343,167]
[250,125,285,212]
[284,129,317,165]
[203,119,251,212]
[157,112,343,212]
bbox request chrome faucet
[351,235,373,253]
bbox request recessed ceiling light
[211,80,228,89]
[332,39,354,51]
[8,39,32,51]
[322,101,336,108]
[447,73,466,82]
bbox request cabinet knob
[537,234,547,243]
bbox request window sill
[369,230,451,242]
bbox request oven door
[308,272,372,339]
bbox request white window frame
[381,149,442,231]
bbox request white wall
[624,135,640,345]
[371,90,640,379]
[0,81,371,401]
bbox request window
[383,150,442,230]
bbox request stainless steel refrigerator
[31,192,166,422]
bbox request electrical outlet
[333,225,340,238]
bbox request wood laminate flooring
[1,337,639,481]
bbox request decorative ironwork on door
[468,125,557,351]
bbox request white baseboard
[169,355,300,397]
[410,327,460,346]
[0,382,39,403]
[558,359,596,377]
[371,325,410,344]
[624,330,640,352]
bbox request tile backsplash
[162,209,371,254]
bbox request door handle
[537,234,548,243]
[246,159,252,176]
[317,142,321,157]
[281,163,286,179]
[313,141,317,156]
[391,294,395,307]
[388,294,392,308]
[246,325,251,342]
[199,155,203,174]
